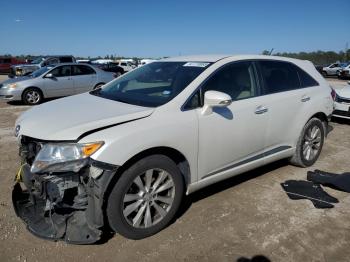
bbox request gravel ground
[0,74,350,262]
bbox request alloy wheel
[122,168,175,228]
[302,125,322,161]
[26,90,41,104]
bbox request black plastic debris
[281,180,339,208]
[307,170,350,193]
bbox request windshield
[91,61,211,107]
[31,57,44,64]
[29,66,51,78]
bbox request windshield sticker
[183,62,210,68]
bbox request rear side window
[73,65,96,75]
[259,61,300,94]
[296,68,319,87]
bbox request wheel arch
[308,112,329,137]
[22,86,44,100]
[104,146,191,199]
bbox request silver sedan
[0,63,115,105]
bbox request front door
[197,61,269,180]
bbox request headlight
[3,83,17,89]
[31,141,104,173]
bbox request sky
[0,0,349,58]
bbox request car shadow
[176,159,289,220]
[6,97,60,106]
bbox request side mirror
[45,73,54,78]
[202,90,232,115]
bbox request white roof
[161,54,308,64]
[161,54,229,62]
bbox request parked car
[0,63,114,105]
[337,64,350,79]
[0,57,26,74]
[93,62,124,77]
[322,62,349,77]
[12,55,334,243]
[115,60,136,72]
[333,84,350,119]
[10,55,76,77]
[138,59,156,67]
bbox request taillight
[330,87,336,101]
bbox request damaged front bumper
[12,161,118,244]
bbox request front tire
[106,155,184,239]
[22,88,43,105]
[289,118,325,167]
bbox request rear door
[43,65,75,97]
[72,65,97,94]
[256,60,311,151]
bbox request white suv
[13,55,334,244]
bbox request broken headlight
[30,142,104,173]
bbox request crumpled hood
[16,93,154,141]
[335,85,350,98]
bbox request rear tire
[106,155,184,239]
[289,118,325,167]
[22,88,43,105]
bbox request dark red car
[0,57,26,74]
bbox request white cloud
[15,19,22,22]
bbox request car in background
[93,62,124,77]
[12,55,333,243]
[115,60,136,72]
[138,59,156,67]
[333,84,350,119]
[10,55,76,77]
[0,63,114,105]
[337,64,350,79]
[0,57,26,74]
[322,62,349,77]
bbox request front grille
[336,95,350,104]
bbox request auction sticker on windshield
[183,62,210,67]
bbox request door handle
[255,105,268,114]
[301,96,310,102]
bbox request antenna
[269,48,274,55]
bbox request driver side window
[49,66,72,77]
[201,61,257,101]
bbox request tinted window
[183,90,201,110]
[201,61,257,101]
[59,56,74,63]
[259,61,300,94]
[3,58,11,63]
[44,58,59,66]
[73,65,96,75]
[296,68,319,87]
[49,65,71,77]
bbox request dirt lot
[0,74,350,262]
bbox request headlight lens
[3,83,17,89]
[30,141,104,173]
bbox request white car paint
[322,63,348,76]
[333,84,350,119]
[16,54,334,194]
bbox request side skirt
[186,146,294,195]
